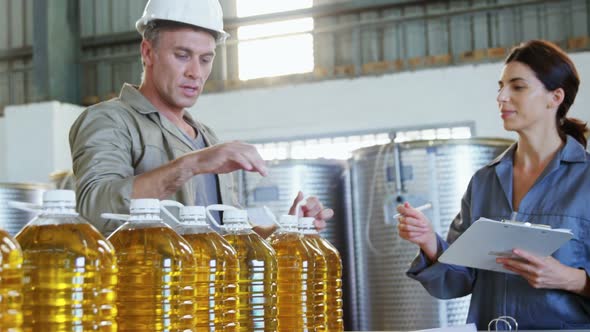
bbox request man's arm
[70,105,267,232]
[132,141,268,198]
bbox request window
[254,125,473,160]
[236,0,314,81]
[393,126,472,142]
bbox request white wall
[2,102,84,183]
[192,52,590,142]
[51,103,86,176]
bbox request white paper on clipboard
[438,217,574,274]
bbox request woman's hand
[396,202,438,261]
[289,191,334,231]
[497,249,590,296]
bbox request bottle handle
[8,201,42,213]
[247,206,281,228]
[160,200,184,225]
[205,204,238,228]
[100,213,130,221]
[264,206,281,227]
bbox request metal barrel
[349,138,512,330]
[0,182,51,236]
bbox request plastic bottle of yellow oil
[270,214,326,332]
[300,217,343,331]
[215,208,277,332]
[15,189,117,331]
[105,198,195,331]
[169,204,239,331]
[0,228,23,331]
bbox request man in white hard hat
[69,0,333,235]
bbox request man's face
[143,28,216,112]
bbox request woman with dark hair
[397,40,590,329]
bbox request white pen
[392,202,433,219]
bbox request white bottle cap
[130,198,160,214]
[180,206,206,223]
[299,217,316,229]
[43,189,76,208]
[223,209,248,224]
[279,214,298,227]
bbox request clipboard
[438,217,574,274]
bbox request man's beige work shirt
[69,83,238,235]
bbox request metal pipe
[392,136,403,196]
[0,47,33,62]
[224,0,435,29]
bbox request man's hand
[497,249,590,296]
[133,141,266,199]
[288,191,334,231]
[187,141,268,176]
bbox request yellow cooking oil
[106,198,195,331]
[221,209,277,332]
[15,190,117,332]
[300,217,343,332]
[0,228,23,331]
[270,215,326,332]
[175,205,239,331]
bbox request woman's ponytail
[560,117,588,148]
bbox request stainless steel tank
[240,159,357,330]
[0,183,50,236]
[349,138,512,330]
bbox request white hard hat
[136,0,229,44]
